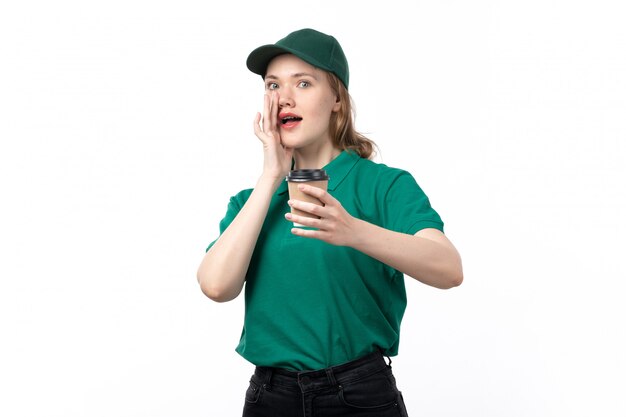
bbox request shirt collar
[277,150,361,195]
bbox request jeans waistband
[254,351,391,393]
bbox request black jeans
[242,351,409,417]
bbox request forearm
[350,220,463,289]
[197,175,281,302]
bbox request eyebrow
[265,72,319,81]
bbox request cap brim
[246,44,333,78]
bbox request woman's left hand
[285,184,359,247]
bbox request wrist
[346,217,372,249]
[257,172,285,191]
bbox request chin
[280,136,306,149]
[281,134,323,150]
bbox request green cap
[246,28,349,89]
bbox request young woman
[197,28,463,417]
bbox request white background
[1,1,624,416]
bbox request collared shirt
[207,150,444,371]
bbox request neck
[293,141,341,170]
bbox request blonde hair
[326,73,377,159]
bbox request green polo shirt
[207,150,444,371]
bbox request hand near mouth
[253,91,294,182]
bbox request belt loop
[325,368,338,388]
[262,367,273,390]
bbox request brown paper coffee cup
[286,169,329,227]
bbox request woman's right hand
[253,91,293,182]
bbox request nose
[278,92,294,108]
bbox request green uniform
[207,150,444,371]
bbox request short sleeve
[205,189,253,252]
[382,171,444,235]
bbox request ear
[332,95,341,112]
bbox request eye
[266,82,278,90]
[298,81,310,88]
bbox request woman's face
[265,54,341,150]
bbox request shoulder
[353,157,417,188]
[226,188,254,209]
[351,157,435,207]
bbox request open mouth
[281,116,303,125]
